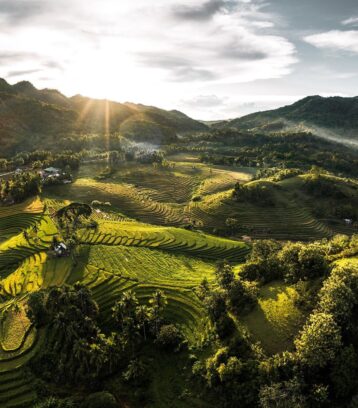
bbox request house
[44,167,61,176]
[344,219,353,225]
[54,242,68,256]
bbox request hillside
[0,78,208,156]
[224,95,358,144]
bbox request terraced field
[0,200,61,406]
[79,220,250,262]
[0,198,44,243]
[0,195,250,405]
[43,161,357,242]
[69,244,215,343]
[193,186,334,240]
[43,162,254,228]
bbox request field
[240,282,306,354]
[0,196,250,406]
[0,158,357,406]
[42,157,357,241]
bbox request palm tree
[136,305,150,341]
[149,290,167,335]
[112,290,138,332]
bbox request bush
[83,392,117,408]
[123,359,149,386]
[156,324,184,350]
[295,312,342,368]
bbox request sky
[0,0,357,120]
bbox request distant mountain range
[0,78,207,156]
[1,76,357,157]
[220,96,358,145]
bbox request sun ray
[104,99,111,152]
[75,98,94,126]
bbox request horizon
[2,75,357,122]
[0,0,357,120]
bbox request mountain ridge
[223,95,358,133]
[0,78,208,156]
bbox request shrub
[156,324,184,350]
[295,312,342,368]
[83,392,117,408]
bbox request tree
[196,277,210,300]
[26,291,48,327]
[297,245,328,280]
[227,279,257,314]
[148,290,167,335]
[135,305,150,341]
[83,392,117,408]
[295,312,342,368]
[259,378,308,408]
[317,266,357,324]
[204,290,235,339]
[122,358,148,386]
[215,261,234,290]
[330,345,358,400]
[156,324,184,350]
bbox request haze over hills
[1,77,358,157]
[220,95,358,146]
[0,78,208,156]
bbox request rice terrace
[0,147,358,407]
[1,0,358,406]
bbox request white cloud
[342,17,358,26]
[0,0,297,106]
[304,30,358,54]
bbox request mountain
[0,78,208,157]
[223,96,358,144]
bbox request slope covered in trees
[222,95,358,144]
[0,78,207,156]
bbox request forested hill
[223,95,358,138]
[0,78,208,156]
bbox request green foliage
[155,324,184,350]
[34,397,77,408]
[259,377,308,408]
[330,345,358,399]
[0,172,41,203]
[317,266,358,324]
[201,347,260,407]
[233,182,275,206]
[122,358,149,386]
[215,260,234,290]
[83,392,117,408]
[27,290,48,327]
[295,312,342,368]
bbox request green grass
[70,244,215,344]
[241,281,306,355]
[80,220,250,262]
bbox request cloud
[0,0,48,23]
[172,0,232,21]
[0,0,298,118]
[181,94,226,108]
[0,51,39,63]
[6,68,42,78]
[131,1,296,84]
[342,17,358,26]
[137,54,218,81]
[304,30,358,54]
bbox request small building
[54,242,68,256]
[344,219,353,225]
[44,167,61,176]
